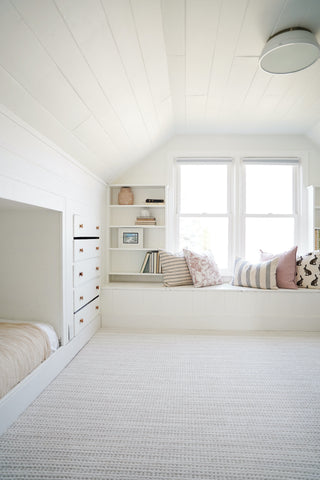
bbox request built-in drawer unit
[73,238,101,262]
[73,214,101,337]
[73,257,101,287]
[74,279,100,312]
[73,215,101,237]
[74,297,100,335]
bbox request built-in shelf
[109,247,162,251]
[107,184,168,283]
[109,272,163,276]
[109,225,165,229]
[109,204,165,208]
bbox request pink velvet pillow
[183,249,223,288]
[259,246,298,289]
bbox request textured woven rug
[0,329,319,479]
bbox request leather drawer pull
[96,246,100,250]
[79,224,83,229]
[80,319,84,323]
[96,286,100,290]
[80,296,84,300]
[79,248,84,252]
[96,267,99,271]
[96,306,99,310]
[79,272,83,277]
[96,226,100,230]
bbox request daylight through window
[176,157,300,273]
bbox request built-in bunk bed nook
[0,199,63,429]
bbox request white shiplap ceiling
[1,0,320,182]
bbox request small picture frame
[118,227,143,249]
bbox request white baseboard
[0,316,100,436]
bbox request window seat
[101,283,320,332]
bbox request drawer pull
[96,286,100,290]
[79,224,84,229]
[96,226,100,230]
[96,246,100,250]
[96,267,100,271]
[80,296,84,300]
[79,248,84,252]
[79,272,84,277]
[79,318,84,323]
[96,306,99,310]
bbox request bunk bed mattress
[0,321,58,399]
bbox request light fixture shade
[259,28,320,74]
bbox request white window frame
[175,158,234,273]
[174,156,305,274]
[240,157,301,260]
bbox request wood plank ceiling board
[131,0,171,103]
[235,0,287,57]
[0,0,319,179]
[186,0,220,97]
[206,0,249,120]
[57,0,152,150]
[217,57,258,113]
[167,55,186,132]
[0,1,90,131]
[0,64,104,177]
[0,105,97,184]
[161,0,186,132]
[72,116,120,163]
[274,63,320,117]
[186,96,207,132]
[101,0,160,142]
[161,0,185,56]
[12,0,131,154]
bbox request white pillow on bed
[0,319,59,352]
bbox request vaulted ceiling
[1,0,320,182]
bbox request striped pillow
[232,257,279,290]
[160,251,193,287]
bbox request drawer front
[74,279,100,312]
[73,215,101,237]
[74,297,100,335]
[73,258,101,287]
[74,239,101,262]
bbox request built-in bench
[101,283,320,332]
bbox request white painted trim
[0,316,100,436]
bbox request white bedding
[0,318,59,353]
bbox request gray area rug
[0,329,319,479]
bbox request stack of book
[140,250,161,273]
[135,216,156,225]
[145,198,164,204]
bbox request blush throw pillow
[160,251,193,287]
[232,257,279,290]
[296,251,320,289]
[260,246,298,289]
[183,249,223,288]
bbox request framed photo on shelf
[118,227,143,249]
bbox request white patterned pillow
[296,251,320,289]
[183,249,223,288]
[159,251,193,287]
[232,257,279,290]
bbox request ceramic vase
[118,186,134,205]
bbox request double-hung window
[176,158,233,271]
[242,158,300,262]
[176,156,302,273]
